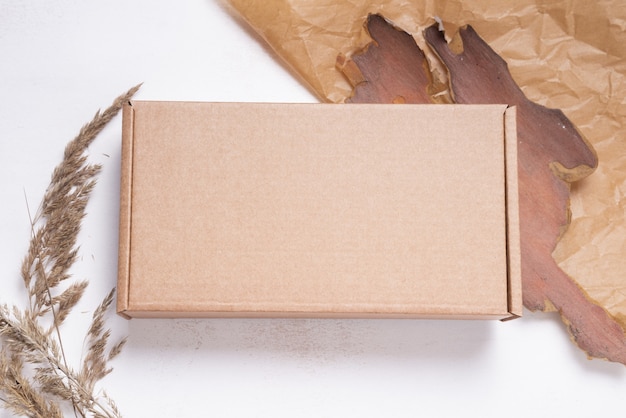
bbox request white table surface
[1,1,625,417]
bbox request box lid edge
[116,101,135,318]
[504,105,523,319]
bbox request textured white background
[1,1,625,417]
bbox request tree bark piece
[338,14,626,363]
[337,15,433,104]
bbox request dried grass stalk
[1,84,140,417]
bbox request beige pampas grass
[0,84,140,418]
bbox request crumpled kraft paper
[226,0,626,326]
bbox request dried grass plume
[0,84,140,418]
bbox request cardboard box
[117,101,521,320]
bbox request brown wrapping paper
[226,0,626,326]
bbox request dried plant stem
[26,193,82,418]
[1,313,109,417]
[1,84,140,417]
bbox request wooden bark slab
[336,15,432,104]
[338,14,626,363]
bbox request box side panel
[122,307,510,320]
[120,304,511,320]
[122,299,510,319]
[116,102,135,318]
[504,106,523,318]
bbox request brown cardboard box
[117,101,521,320]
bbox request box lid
[117,101,521,320]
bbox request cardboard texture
[117,101,520,319]
[226,0,626,327]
